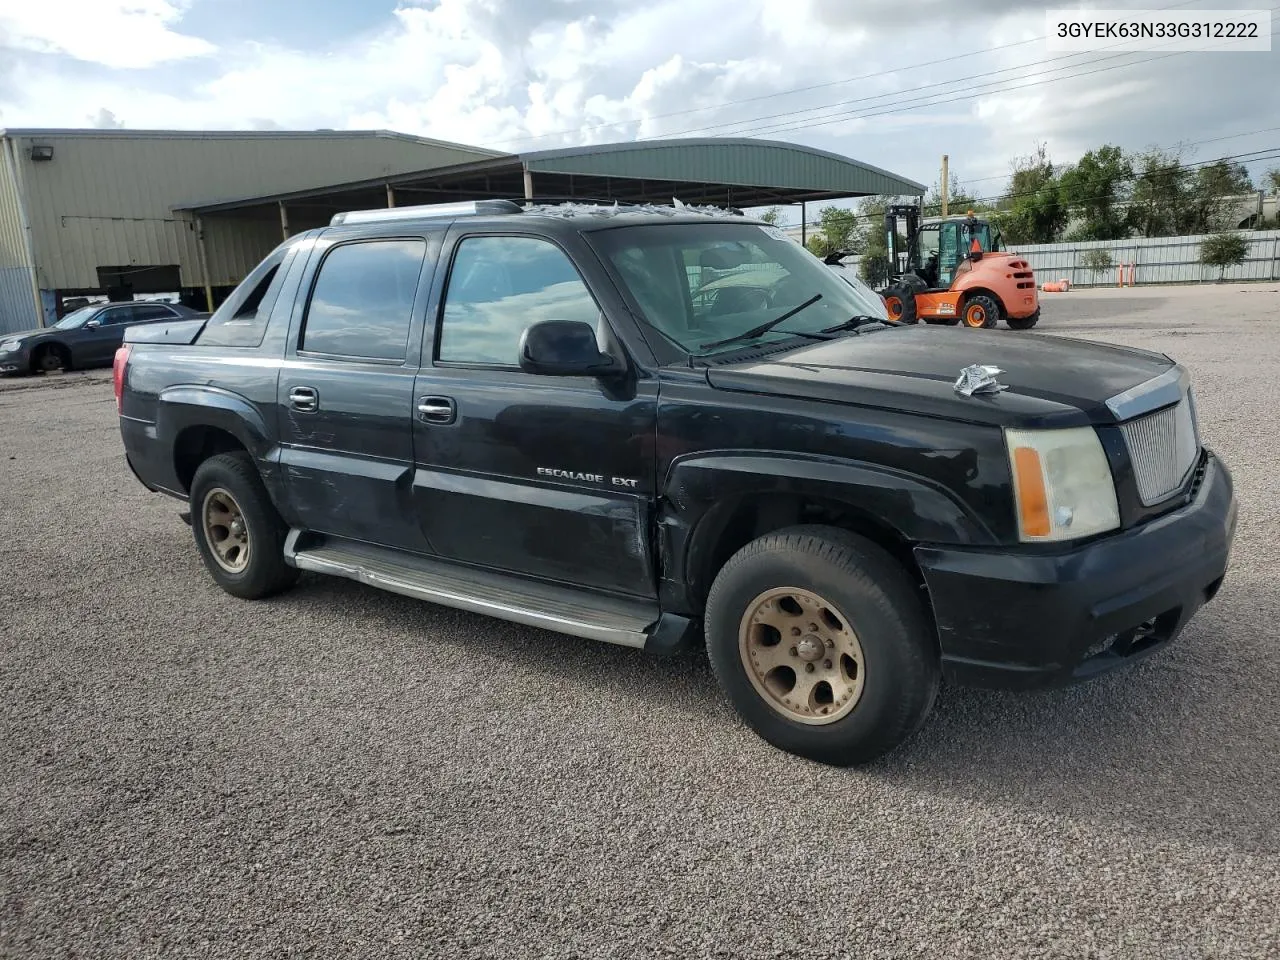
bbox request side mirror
[518,320,624,378]
[84,319,101,329]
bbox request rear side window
[196,251,290,349]
[301,239,427,361]
[132,305,176,321]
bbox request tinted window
[98,307,134,325]
[438,236,600,366]
[301,239,427,361]
[132,305,176,321]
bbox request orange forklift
[878,205,1040,330]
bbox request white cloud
[0,0,1276,202]
[0,0,214,69]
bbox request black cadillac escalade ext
[114,199,1237,766]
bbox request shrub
[1079,248,1114,283]
[1199,231,1249,281]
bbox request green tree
[816,205,861,255]
[1185,159,1253,234]
[996,143,1067,244]
[805,235,831,258]
[852,195,896,287]
[1130,148,1187,238]
[1265,167,1280,197]
[1058,144,1134,240]
[1200,231,1249,281]
[921,173,988,219]
[759,207,784,226]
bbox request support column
[523,165,534,200]
[386,183,396,208]
[195,216,214,313]
[800,202,807,247]
[279,201,291,240]
[941,154,950,217]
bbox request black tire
[960,293,1000,329]
[881,282,917,324]
[1006,308,1040,330]
[31,343,70,374]
[189,451,299,600]
[704,525,940,767]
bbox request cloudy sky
[1,0,1277,220]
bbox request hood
[0,328,48,342]
[704,324,1175,429]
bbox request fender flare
[156,385,272,460]
[661,450,998,604]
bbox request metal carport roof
[177,136,926,224]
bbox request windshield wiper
[820,315,897,334]
[697,294,824,351]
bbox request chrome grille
[1119,395,1200,505]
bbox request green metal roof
[519,138,925,198]
[181,136,925,218]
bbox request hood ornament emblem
[954,364,1008,397]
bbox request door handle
[289,386,318,412]
[417,396,456,424]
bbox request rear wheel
[1006,308,1040,330]
[704,525,941,766]
[961,293,1000,329]
[190,452,299,600]
[32,344,70,374]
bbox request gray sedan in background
[0,301,205,376]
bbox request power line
[712,24,1280,142]
[493,0,1214,149]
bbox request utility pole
[941,155,949,217]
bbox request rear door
[276,228,442,553]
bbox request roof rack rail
[330,198,522,226]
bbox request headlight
[0,341,18,354]
[1004,426,1120,542]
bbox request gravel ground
[2,284,1278,959]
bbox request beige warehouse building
[0,128,500,334]
[0,128,925,338]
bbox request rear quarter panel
[119,236,317,511]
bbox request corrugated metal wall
[0,140,38,333]
[1012,231,1280,286]
[7,132,497,290]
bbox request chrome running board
[284,531,657,649]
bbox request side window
[132,305,175,321]
[300,238,427,361]
[196,251,290,349]
[918,225,940,259]
[437,235,600,366]
[98,307,134,326]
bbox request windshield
[52,305,101,330]
[588,222,881,357]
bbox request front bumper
[0,346,28,374]
[915,449,1237,690]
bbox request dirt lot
[2,284,1278,959]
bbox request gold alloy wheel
[202,487,251,574]
[738,587,866,725]
[964,303,988,327]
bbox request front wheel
[190,452,299,600]
[1006,308,1040,330]
[704,525,940,766]
[961,293,1000,329]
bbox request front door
[409,230,658,599]
[277,232,439,554]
